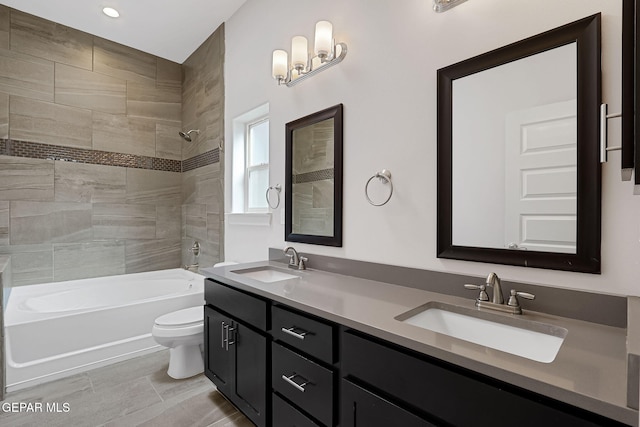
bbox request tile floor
[0,350,253,427]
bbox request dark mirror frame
[285,104,343,247]
[437,14,602,273]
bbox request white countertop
[202,261,635,426]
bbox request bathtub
[4,268,204,392]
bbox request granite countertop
[202,261,635,426]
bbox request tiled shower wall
[0,6,224,286]
[181,26,225,270]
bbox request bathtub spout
[183,264,199,271]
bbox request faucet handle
[298,256,308,270]
[507,289,535,308]
[464,283,489,301]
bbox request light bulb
[314,21,333,59]
[291,36,308,71]
[272,50,288,80]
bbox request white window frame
[244,117,269,213]
[231,103,270,215]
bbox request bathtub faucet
[183,241,200,271]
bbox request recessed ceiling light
[102,7,120,18]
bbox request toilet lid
[155,306,203,327]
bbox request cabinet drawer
[205,279,267,330]
[272,342,334,426]
[342,330,612,427]
[273,394,321,427]
[340,379,436,427]
[272,305,335,363]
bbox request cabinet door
[341,380,436,427]
[235,322,267,426]
[204,306,233,394]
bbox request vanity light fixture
[102,7,120,18]
[272,20,347,87]
[433,0,467,12]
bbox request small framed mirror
[285,104,343,247]
[437,15,601,273]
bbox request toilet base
[167,345,204,379]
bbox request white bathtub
[4,268,205,392]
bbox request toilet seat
[155,306,202,328]
[153,306,203,338]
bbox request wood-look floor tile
[0,349,247,427]
[88,350,169,393]
[207,411,254,427]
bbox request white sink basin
[396,302,567,363]
[231,266,300,283]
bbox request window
[245,118,269,211]
[231,103,270,214]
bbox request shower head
[178,129,200,142]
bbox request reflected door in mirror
[452,43,577,253]
[437,14,601,273]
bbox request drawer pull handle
[282,373,310,392]
[221,322,227,349]
[281,326,309,340]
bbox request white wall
[224,0,640,297]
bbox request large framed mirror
[437,14,601,273]
[285,104,343,247]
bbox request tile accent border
[182,148,220,172]
[268,248,627,328]
[293,168,334,184]
[0,138,219,173]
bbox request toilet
[152,261,237,379]
[152,306,204,379]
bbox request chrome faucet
[283,246,308,270]
[183,241,200,271]
[464,272,535,315]
[486,272,504,304]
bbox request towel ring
[365,169,393,206]
[266,184,281,209]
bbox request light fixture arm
[277,41,347,87]
[273,21,348,87]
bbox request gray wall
[181,27,225,269]
[0,7,225,287]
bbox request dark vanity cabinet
[204,280,269,427]
[341,330,628,427]
[204,279,629,427]
[271,305,338,427]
